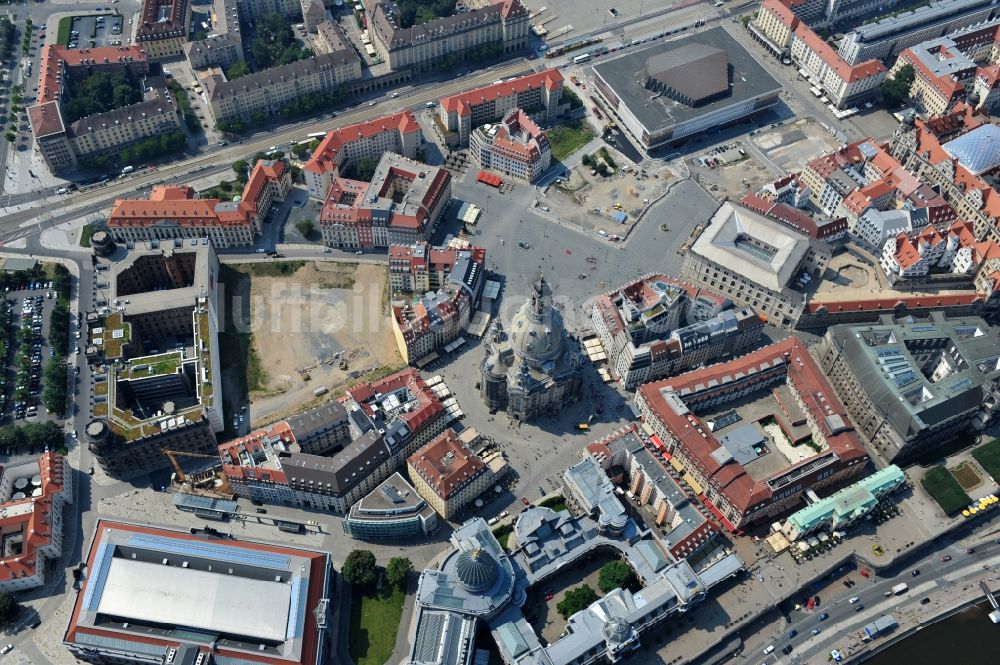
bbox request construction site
[221,261,403,429]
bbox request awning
[650,434,664,450]
[661,451,672,462]
[669,457,685,473]
[700,495,739,533]
[682,473,704,496]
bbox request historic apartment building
[680,201,831,329]
[389,242,487,364]
[27,46,181,173]
[590,274,763,390]
[303,111,423,199]
[469,108,551,183]
[319,152,451,250]
[368,0,530,71]
[408,430,497,519]
[135,0,191,59]
[635,336,871,530]
[815,313,1000,463]
[438,69,564,146]
[107,160,291,247]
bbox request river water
[864,602,1000,665]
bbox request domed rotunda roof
[603,616,631,644]
[455,548,499,593]
[508,277,567,366]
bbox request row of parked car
[12,294,48,420]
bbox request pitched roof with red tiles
[347,368,444,434]
[759,0,800,29]
[793,23,886,83]
[303,111,421,176]
[0,453,67,585]
[439,69,563,117]
[638,337,867,515]
[137,0,189,39]
[218,421,295,485]
[408,430,488,500]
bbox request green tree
[0,592,19,625]
[296,219,315,237]
[556,585,599,619]
[881,64,915,108]
[232,159,249,183]
[385,556,412,589]
[43,358,68,417]
[355,157,379,182]
[598,561,637,593]
[226,61,251,80]
[341,549,377,589]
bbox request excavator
[162,449,234,499]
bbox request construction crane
[162,450,233,498]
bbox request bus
[307,131,326,140]
[573,54,591,64]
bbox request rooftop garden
[100,312,132,359]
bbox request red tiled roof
[792,23,886,82]
[806,293,982,314]
[440,69,563,116]
[408,430,487,500]
[0,453,66,585]
[303,111,420,176]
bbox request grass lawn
[57,16,73,46]
[547,119,595,161]
[921,465,971,516]
[540,495,568,513]
[492,524,513,551]
[971,438,1000,481]
[233,260,306,278]
[348,585,405,665]
[79,223,95,248]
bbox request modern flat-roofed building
[0,453,71,593]
[408,430,498,519]
[469,108,551,183]
[85,243,224,477]
[438,69,564,146]
[135,0,191,59]
[64,520,333,665]
[593,27,782,151]
[635,336,870,530]
[319,153,451,250]
[680,201,831,329]
[304,111,423,199]
[343,472,438,540]
[107,160,290,248]
[815,313,1000,463]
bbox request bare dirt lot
[544,159,677,236]
[220,261,402,429]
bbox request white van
[763,645,775,655]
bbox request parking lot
[67,13,125,49]
[2,282,59,424]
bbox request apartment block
[408,430,497,519]
[750,0,886,109]
[438,69,563,146]
[635,337,870,530]
[879,220,985,279]
[389,243,487,364]
[590,273,763,390]
[469,108,551,183]
[303,111,422,199]
[0,453,71,593]
[107,160,290,247]
[894,38,978,115]
[815,313,1000,463]
[204,49,362,124]
[319,152,451,250]
[27,46,181,173]
[85,244,224,477]
[220,369,448,512]
[369,0,530,72]
[136,0,191,59]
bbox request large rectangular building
[408,430,496,519]
[107,160,290,247]
[815,313,1000,463]
[438,69,564,146]
[680,201,831,329]
[64,520,332,665]
[635,337,871,530]
[135,0,191,59]
[593,27,782,151]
